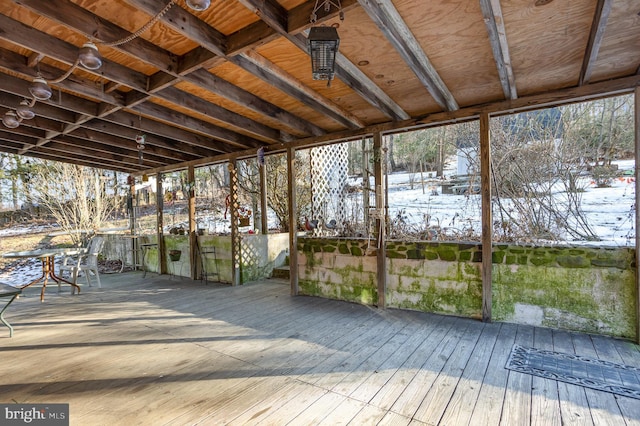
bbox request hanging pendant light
[308,26,340,81]
[2,111,20,129]
[29,77,53,101]
[186,0,211,11]
[16,100,35,120]
[78,42,102,70]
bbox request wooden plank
[543,343,592,426]
[374,131,386,308]
[468,323,518,426]
[288,146,299,295]
[636,85,640,345]
[571,333,626,425]
[356,0,458,111]
[500,325,534,426]
[479,0,517,100]
[531,327,561,426]
[389,317,474,417]
[412,320,486,424]
[438,322,501,425]
[590,334,640,424]
[480,112,492,322]
[579,0,613,86]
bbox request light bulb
[78,42,102,70]
[29,77,52,101]
[2,111,20,129]
[16,100,35,120]
[186,0,210,11]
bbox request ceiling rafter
[479,0,517,100]
[579,0,613,86]
[357,0,458,111]
[241,0,409,121]
[0,13,271,148]
[15,0,324,139]
[125,0,364,130]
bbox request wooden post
[635,86,640,344]
[156,172,166,275]
[260,160,268,234]
[229,160,240,286]
[480,112,492,322]
[287,147,299,295]
[187,166,197,280]
[374,132,386,308]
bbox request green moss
[406,249,425,260]
[425,251,439,260]
[338,244,349,254]
[556,255,590,268]
[350,246,363,256]
[492,251,505,263]
[459,251,471,262]
[387,250,406,259]
[437,248,457,261]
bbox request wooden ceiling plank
[237,0,288,36]
[233,51,364,129]
[16,0,179,74]
[241,0,408,121]
[288,33,409,121]
[53,135,166,166]
[12,2,299,143]
[357,0,458,111]
[479,0,517,100]
[100,109,238,153]
[124,0,226,56]
[186,68,325,136]
[79,119,219,158]
[579,0,613,86]
[0,14,148,92]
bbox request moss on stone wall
[298,237,637,339]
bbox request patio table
[0,283,21,337]
[2,248,81,302]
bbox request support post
[187,166,197,280]
[156,173,166,275]
[260,160,269,234]
[635,86,640,344]
[287,147,299,295]
[374,132,386,308]
[229,160,241,286]
[480,112,492,322]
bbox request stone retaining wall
[297,237,637,339]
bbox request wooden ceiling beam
[19,0,320,139]
[78,120,218,158]
[54,136,167,167]
[579,0,613,86]
[357,0,458,111]
[241,0,408,121]
[0,140,136,172]
[0,14,271,149]
[128,100,264,150]
[232,51,364,129]
[65,128,198,163]
[126,0,362,131]
[16,0,179,74]
[480,0,517,100]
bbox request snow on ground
[1,160,635,286]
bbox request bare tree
[27,162,124,246]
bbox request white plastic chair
[59,236,105,288]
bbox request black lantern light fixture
[308,26,340,82]
[308,0,344,86]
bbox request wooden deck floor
[1,272,639,425]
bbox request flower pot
[168,250,181,261]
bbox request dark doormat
[505,344,640,400]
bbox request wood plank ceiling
[0,0,638,173]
